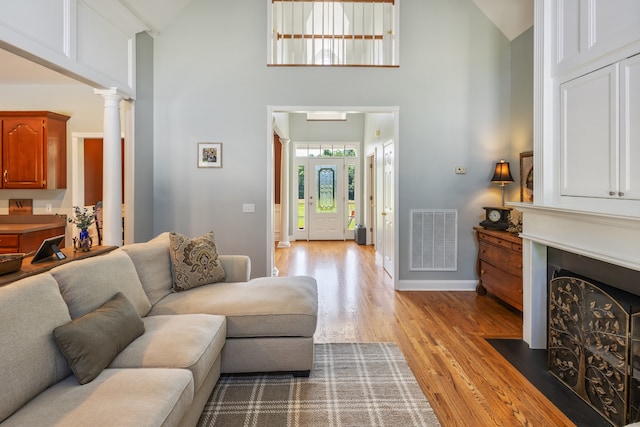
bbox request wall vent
[410,209,457,271]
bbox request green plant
[67,206,96,230]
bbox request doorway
[83,138,125,206]
[268,106,399,288]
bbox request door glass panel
[298,165,305,230]
[317,165,337,213]
[347,164,356,230]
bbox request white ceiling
[0,0,534,85]
[471,0,534,41]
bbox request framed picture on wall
[198,142,222,168]
[520,151,533,202]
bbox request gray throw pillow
[169,231,226,292]
[53,292,145,385]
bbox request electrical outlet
[455,167,467,175]
[45,204,52,213]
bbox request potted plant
[68,206,96,251]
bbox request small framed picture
[520,151,533,202]
[198,142,222,168]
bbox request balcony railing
[268,0,398,66]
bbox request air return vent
[410,209,457,271]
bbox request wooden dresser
[474,227,523,311]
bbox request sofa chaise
[0,232,318,427]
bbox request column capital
[94,87,128,102]
[279,137,291,147]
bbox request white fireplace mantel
[510,202,640,349]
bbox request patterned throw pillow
[169,231,225,291]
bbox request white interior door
[382,142,394,276]
[308,158,345,240]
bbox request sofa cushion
[53,293,145,385]
[121,232,173,305]
[0,368,194,427]
[149,275,318,338]
[169,231,225,291]
[51,249,152,318]
[0,274,72,423]
[110,314,226,392]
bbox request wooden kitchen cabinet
[1,111,69,189]
[474,227,523,311]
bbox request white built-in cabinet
[549,0,640,211]
[553,0,640,77]
[560,55,640,200]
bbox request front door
[308,158,345,240]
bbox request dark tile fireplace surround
[547,248,640,427]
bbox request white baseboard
[397,280,477,291]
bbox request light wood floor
[275,241,575,427]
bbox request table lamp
[491,159,514,207]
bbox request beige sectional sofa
[0,232,318,427]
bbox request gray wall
[509,27,535,203]
[289,113,365,143]
[153,0,519,280]
[133,32,155,242]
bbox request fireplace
[512,203,640,351]
[511,200,640,426]
[547,247,640,426]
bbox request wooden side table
[474,227,523,311]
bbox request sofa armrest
[219,255,251,282]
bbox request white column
[277,137,291,248]
[94,88,125,247]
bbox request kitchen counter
[0,223,67,233]
[0,215,67,254]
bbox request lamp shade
[491,160,514,183]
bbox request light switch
[242,203,255,213]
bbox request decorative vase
[76,228,92,252]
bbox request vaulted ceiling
[0,0,533,85]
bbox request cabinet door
[554,0,640,76]
[2,118,45,189]
[560,64,618,198]
[620,55,640,199]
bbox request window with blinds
[268,0,399,66]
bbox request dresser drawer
[477,231,521,251]
[478,241,522,277]
[479,260,523,311]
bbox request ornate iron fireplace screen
[549,273,640,426]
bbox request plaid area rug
[198,342,441,426]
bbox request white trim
[397,280,477,292]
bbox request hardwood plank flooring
[275,241,574,427]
